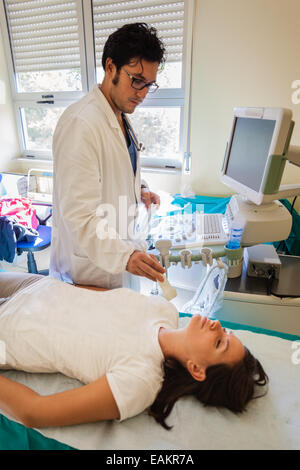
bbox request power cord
[290,196,298,214]
[266,267,276,296]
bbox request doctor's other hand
[126,250,165,282]
[141,187,160,210]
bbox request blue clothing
[0,217,16,263]
[0,216,38,263]
[127,133,137,175]
[123,117,137,175]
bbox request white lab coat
[50,85,143,289]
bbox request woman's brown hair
[149,347,268,430]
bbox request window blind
[92,0,185,67]
[3,0,82,72]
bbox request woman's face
[184,315,245,381]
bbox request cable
[266,267,276,296]
[290,196,298,214]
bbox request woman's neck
[158,327,186,365]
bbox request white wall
[0,24,20,171]
[187,0,300,212]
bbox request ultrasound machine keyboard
[149,212,229,249]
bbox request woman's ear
[186,360,206,382]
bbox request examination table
[0,315,299,450]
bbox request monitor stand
[229,195,292,246]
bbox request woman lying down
[0,272,268,430]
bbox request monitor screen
[225,117,276,192]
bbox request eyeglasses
[123,68,159,93]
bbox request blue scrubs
[123,117,137,175]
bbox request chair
[18,169,53,275]
[16,213,52,275]
[0,172,52,275]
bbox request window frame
[0,0,195,171]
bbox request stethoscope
[123,114,145,152]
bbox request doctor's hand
[141,187,160,211]
[126,250,165,282]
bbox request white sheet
[1,320,300,450]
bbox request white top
[50,85,142,288]
[0,277,178,421]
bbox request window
[0,0,194,169]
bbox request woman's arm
[0,374,120,428]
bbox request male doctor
[50,23,166,289]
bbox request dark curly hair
[149,346,269,430]
[102,22,166,71]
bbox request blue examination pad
[0,414,75,450]
[171,194,231,215]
